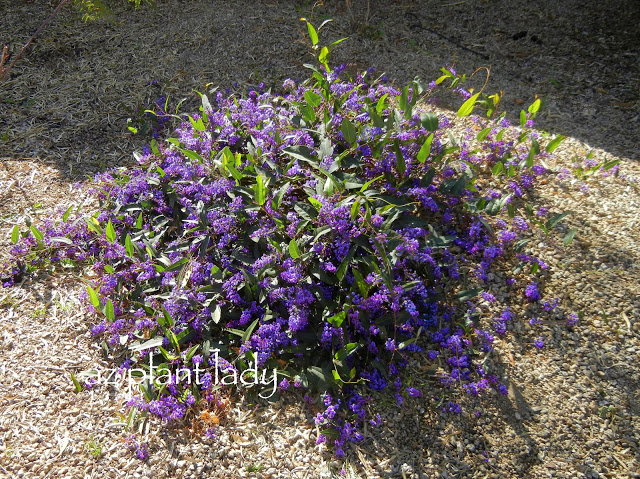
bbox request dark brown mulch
[1,0,639,182]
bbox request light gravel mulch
[0,1,639,478]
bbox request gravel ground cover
[0,1,639,478]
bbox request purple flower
[405,387,421,397]
[1,60,566,459]
[480,292,496,302]
[443,401,462,414]
[512,216,528,231]
[278,378,290,390]
[524,282,541,302]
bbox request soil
[1,0,639,176]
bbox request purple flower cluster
[2,57,579,458]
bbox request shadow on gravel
[0,0,639,182]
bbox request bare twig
[0,0,72,84]
[422,26,490,60]
[0,45,9,71]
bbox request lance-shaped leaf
[420,112,439,132]
[105,220,116,243]
[11,225,19,244]
[341,118,357,144]
[457,92,481,117]
[87,285,101,309]
[417,133,433,163]
[289,239,301,259]
[254,175,267,206]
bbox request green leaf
[175,326,194,345]
[545,212,570,230]
[282,145,318,166]
[254,175,267,206]
[242,318,260,343]
[11,225,19,244]
[166,330,180,352]
[341,118,357,144]
[225,162,244,184]
[273,181,290,210]
[492,161,504,176]
[104,299,115,322]
[211,305,222,324]
[421,168,436,187]
[477,127,492,141]
[350,199,360,220]
[359,174,383,193]
[189,115,206,132]
[306,21,319,46]
[182,148,204,163]
[301,105,317,124]
[289,239,301,259]
[526,147,535,167]
[563,228,578,246]
[328,37,348,49]
[352,268,369,298]
[160,305,174,328]
[30,225,43,242]
[455,288,482,302]
[394,140,406,177]
[327,311,346,328]
[201,93,212,113]
[484,199,500,216]
[376,93,388,113]
[87,285,101,309]
[308,197,323,210]
[420,112,439,132]
[50,236,73,245]
[318,46,330,70]
[304,90,322,108]
[545,135,565,153]
[399,85,409,112]
[417,133,433,163]
[125,234,134,258]
[135,213,143,229]
[457,92,481,117]
[435,75,449,85]
[336,246,357,281]
[150,139,160,156]
[70,373,83,393]
[105,220,116,243]
[519,110,527,127]
[532,137,540,154]
[128,337,164,352]
[320,428,340,439]
[85,217,101,234]
[62,205,74,222]
[528,98,541,114]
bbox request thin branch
[0,0,72,84]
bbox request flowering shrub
[4,21,580,456]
